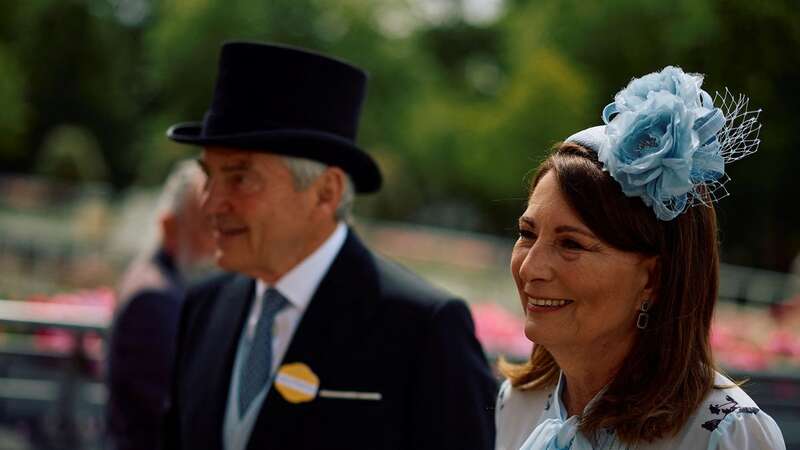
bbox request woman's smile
[526,297,574,313]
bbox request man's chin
[213,252,243,272]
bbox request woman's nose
[517,241,554,284]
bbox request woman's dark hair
[500,141,719,444]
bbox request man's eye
[226,173,251,189]
[237,173,264,193]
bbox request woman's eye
[561,239,585,251]
[518,229,535,240]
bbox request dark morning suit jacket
[107,249,184,450]
[161,230,497,450]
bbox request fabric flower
[597,66,727,221]
[613,66,710,113]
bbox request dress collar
[524,372,615,450]
[552,371,610,420]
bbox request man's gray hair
[157,159,205,217]
[281,156,354,222]
[120,159,205,277]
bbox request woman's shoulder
[495,379,552,450]
[496,378,551,415]
[667,371,786,450]
[700,372,763,430]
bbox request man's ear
[314,167,345,217]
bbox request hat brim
[167,122,382,193]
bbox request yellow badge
[274,362,320,404]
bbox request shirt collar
[553,371,567,420]
[255,222,348,310]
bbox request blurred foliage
[36,125,109,182]
[0,0,798,269]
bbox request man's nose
[201,180,230,215]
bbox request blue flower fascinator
[566,66,761,221]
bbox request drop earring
[636,300,650,330]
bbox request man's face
[199,148,320,280]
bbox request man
[107,160,215,450]
[161,41,496,450]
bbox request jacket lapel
[281,230,379,358]
[187,274,255,446]
[246,230,379,449]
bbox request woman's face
[510,171,656,355]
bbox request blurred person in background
[160,41,496,450]
[495,67,786,449]
[106,159,215,450]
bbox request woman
[496,67,786,450]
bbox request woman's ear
[641,255,660,305]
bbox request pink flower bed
[470,302,532,359]
[471,300,800,371]
[25,288,115,359]
[8,289,800,374]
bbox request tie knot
[262,288,289,316]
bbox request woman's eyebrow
[519,217,596,238]
[519,216,535,228]
[555,225,596,239]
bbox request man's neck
[251,221,341,283]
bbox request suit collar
[256,221,348,312]
[247,229,379,449]
[195,274,255,445]
[286,228,380,349]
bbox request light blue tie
[238,287,289,417]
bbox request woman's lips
[526,297,574,313]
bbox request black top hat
[167,41,382,193]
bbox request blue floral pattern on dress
[701,395,760,432]
[497,382,509,411]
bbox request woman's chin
[523,322,563,348]
[523,323,544,345]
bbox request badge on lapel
[275,363,320,403]
[275,362,383,403]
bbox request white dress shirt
[223,223,348,450]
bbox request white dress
[495,371,786,450]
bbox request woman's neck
[549,336,634,417]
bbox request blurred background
[0,0,799,448]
